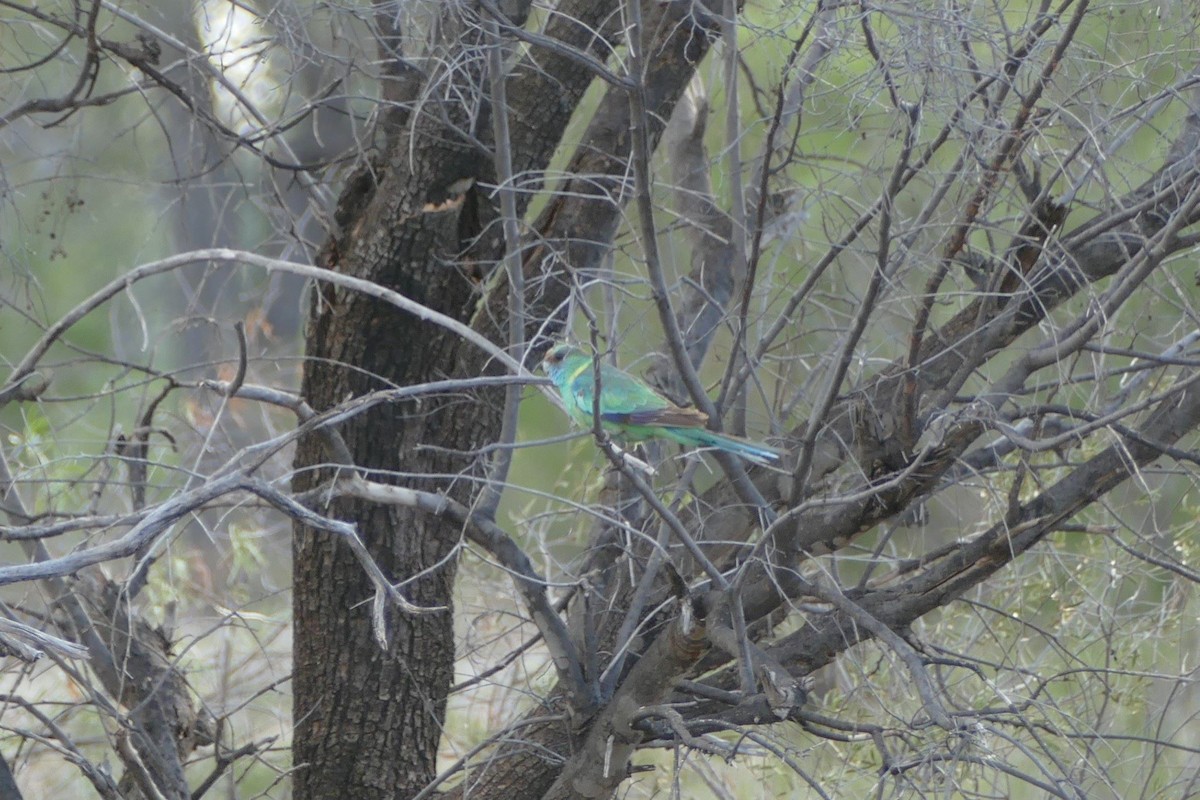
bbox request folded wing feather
[604,406,709,427]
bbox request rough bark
[288,0,637,796]
[291,20,508,800]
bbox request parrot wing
[567,360,679,422]
[604,406,708,427]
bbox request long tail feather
[670,428,783,466]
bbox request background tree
[3,1,1200,799]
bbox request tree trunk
[289,0,634,794]
[291,175,482,797]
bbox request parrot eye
[546,346,564,364]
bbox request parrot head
[542,342,578,383]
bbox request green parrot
[541,343,783,465]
